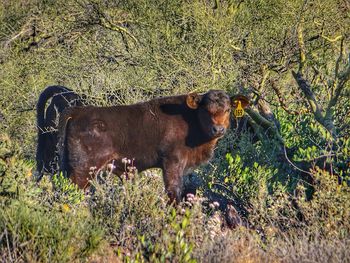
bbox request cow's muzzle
[211,125,226,137]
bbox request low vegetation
[1,0,349,262]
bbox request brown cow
[58,90,249,203]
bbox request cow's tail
[35,85,72,181]
[36,85,72,131]
[57,110,73,178]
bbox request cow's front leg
[162,157,186,204]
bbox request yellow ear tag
[233,100,244,118]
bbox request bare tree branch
[292,71,324,123]
[334,36,344,82]
[245,108,284,144]
[297,24,306,74]
[270,80,299,115]
[325,46,350,131]
[99,16,138,44]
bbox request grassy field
[1,0,350,262]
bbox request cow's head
[186,90,249,139]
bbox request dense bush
[1,0,349,262]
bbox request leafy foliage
[0,0,349,262]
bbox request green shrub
[88,170,199,262]
[0,135,103,262]
[0,199,103,262]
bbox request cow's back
[60,96,190,173]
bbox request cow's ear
[231,95,250,109]
[186,93,201,109]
